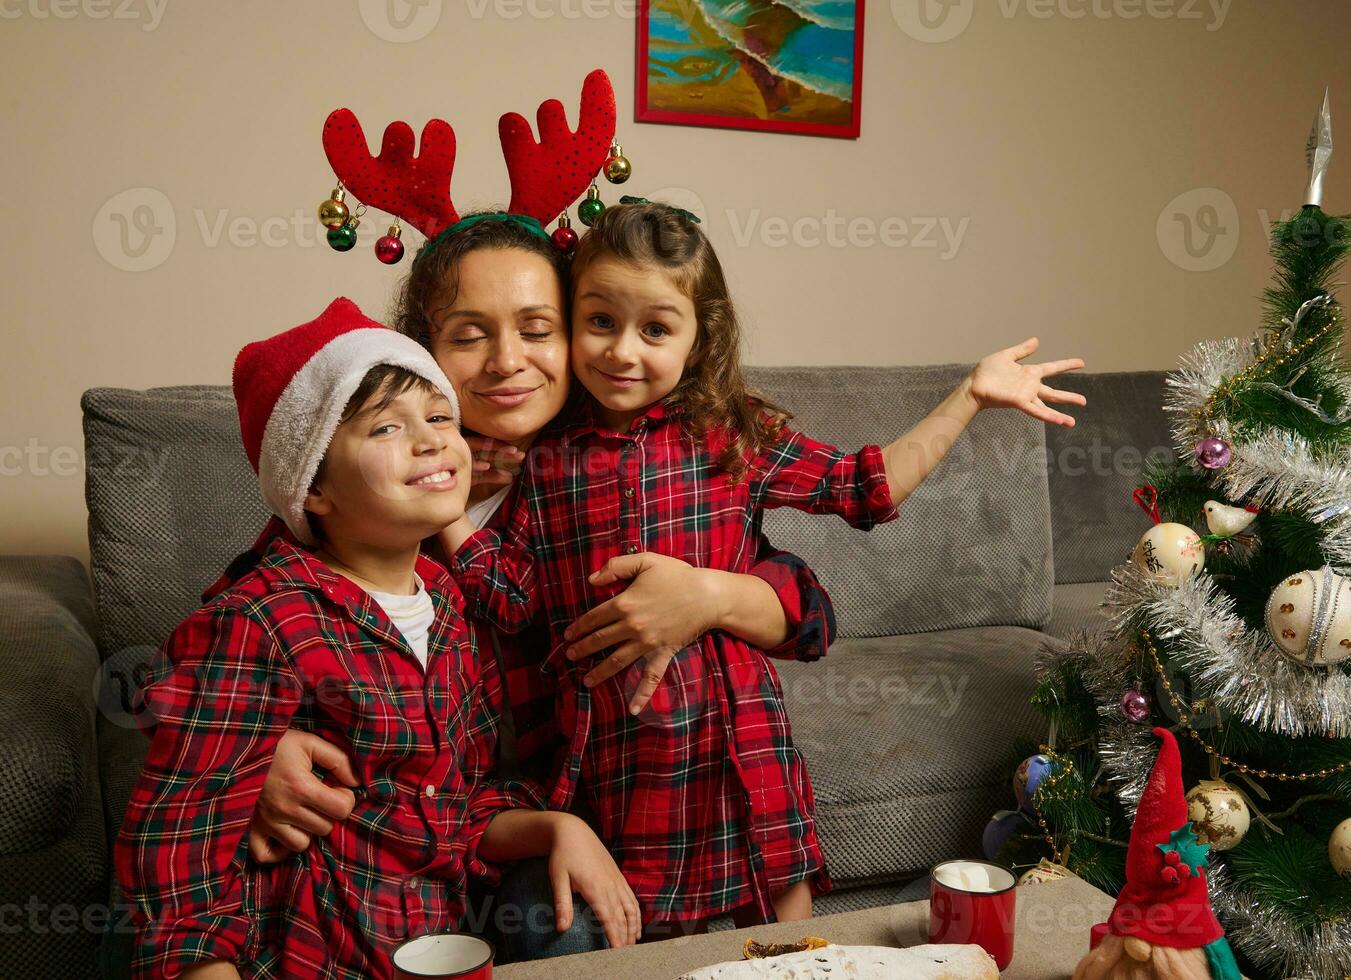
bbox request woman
[238,217,834,960]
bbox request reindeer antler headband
[315,68,631,263]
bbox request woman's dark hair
[390,212,572,349]
[570,202,789,480]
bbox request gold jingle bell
[318,187,350,230]
[604,143,631,184]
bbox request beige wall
[3,0,1349,562]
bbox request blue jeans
[484,857,610,963]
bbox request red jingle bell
[551,212,578,253]
[375,223,405,265]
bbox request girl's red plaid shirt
[452,401,899,925]
[114,540,542,979]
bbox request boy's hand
[967,337,1086,427]
[548,815,642,948]
[248,730,359,863]
[563,553,717,714]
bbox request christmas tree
[992,92,1351,980]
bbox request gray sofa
[0,365,1172,977]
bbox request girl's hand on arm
[247,730,359,863]
[882,337,1085,506]
[477,811,642,947]
[437,514,480,557]
[562,553,789,714]
[465,435,524,490]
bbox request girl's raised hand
[967,337,1086,427]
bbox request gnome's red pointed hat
[1106,727,1223,946]
[1089,727,1242,978]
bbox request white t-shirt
[366,574,436,670]
[465,486,511,530]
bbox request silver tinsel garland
[1106,563,1351,738]
[1165,310,1351,572]
[1044,293,1351,977]
[1207,864,1351,980]
[1038,634,1351,980]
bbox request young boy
[115,298,639,979]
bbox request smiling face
[426,248,571,449]
[303,374,471,550]
[571,255,698,430]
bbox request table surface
[497,875,1117,979]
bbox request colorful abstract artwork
[636,0,864,138]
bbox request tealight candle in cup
[391,933,494,980]
[928,859,1017,970]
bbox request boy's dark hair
[570,202,790,481]
[390,211,572,348]
[305,363,446,541]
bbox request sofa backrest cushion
[1041,371,1172,585]
[82,367,1059,652]
[748,365,1053,637]
[83,386,267,658]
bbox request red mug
[391,933,494,979]
[928,859,1017,970]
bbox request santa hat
[233,297,459,545]
[1091,727,1241,978]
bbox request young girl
[442,202,1087,931]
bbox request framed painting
[635,0,864,139]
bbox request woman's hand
[547,815,642,948]
[966,337,1086,427]
[465,435,524,490]
[562,553,719,714]
[248,730,359,863]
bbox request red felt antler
[322,110,459,238]
[499,69,616,226]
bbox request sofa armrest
[0,556,102,855]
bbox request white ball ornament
[1184,779,1250,851]
[1330,818,1351,878]
[1133,523,1205,586]
[1264,566,1351,667]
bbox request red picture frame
[635,0,865,140]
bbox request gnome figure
[1072,728,1242,980]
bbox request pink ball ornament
[1120,689,1150,723]
[1194,436,1232,470]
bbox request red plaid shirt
[116,540,542,979]
[208,505,836,798]
[453,402,898,922]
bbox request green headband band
[619,195,701,224]
[416,212,550,261]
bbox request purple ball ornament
[1013,754,1055,814]
[1120,688,1151,723]
[1194,436,1232,470]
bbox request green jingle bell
[327,220,358,252]
[578,184,605,227]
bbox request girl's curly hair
[569,202,790,480]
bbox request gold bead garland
[1141,632,1351,781]
[1192,305,1341,425]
